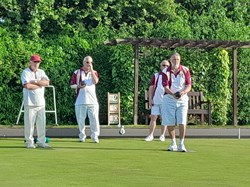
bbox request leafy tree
[0,0,250,125]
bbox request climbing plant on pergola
[105,38,250,126]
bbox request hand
[78,82,86,88]
[30,80,38,85]
[78,85,85,88]
[88,62,93,71]
[148,100,153,109]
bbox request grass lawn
[0,138,250,187]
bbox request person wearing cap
[21,54,51,148]
[70,56,100,143]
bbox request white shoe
[26,144,36,149]
[159,135,165,142]
[37,143,51,148]
[92,137,99,143]
[79,135,87,142]
[145,135,154,141]
[178,144,187,152]
[167,144,177,151]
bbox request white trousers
[75,104,100,139]
[24,105,46,145]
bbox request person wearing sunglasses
[70,56,100,143]
[21,54,51,148]
[145,60,170,142]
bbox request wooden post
[232,48,238,126]
[133,45,139,125]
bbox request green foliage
[237,49,250,124]
[207,49,231,125]
[0,29,35,124]
[0,0,250,125]
[108,46,134,124]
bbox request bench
[187,91,212,125]
[144,91,212,125]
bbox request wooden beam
[232,48,238,126]
[104,38,250,126]
[133,45,139,125]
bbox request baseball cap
[30,54,41,62]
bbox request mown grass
[0,138,250,187]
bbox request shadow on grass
[0,144,163,151]
[0,145,196,153]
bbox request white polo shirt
[71,69,99,105]
[21,68,49,106]
[150,72,165,105]
[162,65,191,102]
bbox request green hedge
[0,0,250,125]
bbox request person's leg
[36,106,46,145]
[162,96,177,150]
[75,105,87,141]
[166,126,177,150]
[24,106,36,148]
[176,101,188,152]
[159,125,167,142]
[159,104,166,141]
[145,115,157,141]
[149,115,158,136]
[160,125,167,136]
[179,124,186,143]
[167,126,176,143]
[145,104,160,141]
[88,104,100,143]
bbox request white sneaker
[79,135,87,142]
[37,143,51,148]
[145,135,154,141]
[92,137,99,143]
[26,144,36,149]
[178,144,187,152]
[159,135,165,142]
[167,144,177,151]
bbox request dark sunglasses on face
[162,64,169,67]
[33,61,41,63]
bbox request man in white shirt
[21,54,50,148]
[70,56,100,143]
[162,52,192,152]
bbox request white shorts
[151,104,162,116]
[161,95,188,126]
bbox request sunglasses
[162,64,169,67]
[33,61,41,63]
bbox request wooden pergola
[104,38,250,126]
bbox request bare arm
[164,84,192,98]
[90,70,99,84]
[164,85,174,95]
[148,85,154,109]
[180,84,191,96]
[24,79,49,90]
[89,63,99,84]
[23,83,40,90]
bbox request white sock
[172,138,177,145]
[179,138,184,145]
